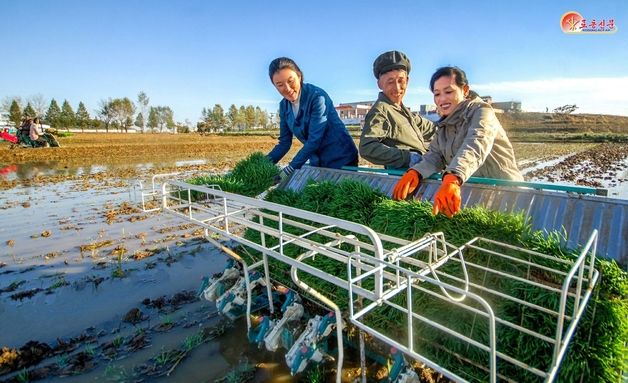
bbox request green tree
[76,102,90,132]
[137,91,149,133]
[45,99,62,128]
[9,100,22,128]
[125,116,133,130]
[161,106,175,133]
[23,103,36,119]
[255,106,268,128]
[147,106,174,133]
[237,105,247,131]
[148,107,159,132]
[59,100,76,130]
[244,105,256,128]
[98,98,114,132]
[176,122,190,133]
[227,104,239,130]
[135,112,144,131]
[204,104,227,132]
[108,98,135,132]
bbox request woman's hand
[432,173,461,218]
[392,169,420,200]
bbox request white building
[0,112,16,134]
[335,101,374,126]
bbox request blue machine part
[201,258,241,302]
[285,312,338,376]
[385,348,419,383]
[264,289,304,352]
[248,316,274,346]
[215,271,269,320]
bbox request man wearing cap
[359,50,435,169]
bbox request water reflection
[0,159,208,181]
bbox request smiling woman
[393,66,523,218]
[266,57,358,181]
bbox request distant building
[0,112,16,134]
[491,101,522,113]
[418,104,440,122]
[335,101,374,126]
[419,104,437,115]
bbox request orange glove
[433,174,462,218]
[392,169,420,200]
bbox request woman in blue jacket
[267,57,358,179]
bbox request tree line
[197,104,273,132]
[2,94,276,133]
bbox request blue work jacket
[268,83,358,169]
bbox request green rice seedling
[103,364,130,381]
[305,363,326,383]
[112,336,125,349]
[56,354,69,369]
[83,344,97,358]
[182,332,204,351]
[298,180,338,214]
[187,152,279,198]
[160,315,173,326]
[154,348,177,367]
[16,368,29,383]
[50,276,68,290]
[229,152,280,196]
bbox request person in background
[28,117,60,147]
[392,66,522,217]
[29,117,49,147]
[18,117,32,144]
[266,57,358,181]
[359,50,435,169]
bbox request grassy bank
[498,112,628,142]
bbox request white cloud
[471,77,628,116]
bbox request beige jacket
[412,97,523,182]
[359,92,435,168]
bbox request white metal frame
[139,179,599,383]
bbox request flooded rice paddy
[1,137,627,382]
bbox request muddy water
[0,176,299,382]
[0,159,208,182]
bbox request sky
[1,0,627,123]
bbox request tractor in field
[0,126,61,148]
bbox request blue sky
[1,0,626,122]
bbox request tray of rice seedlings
[234,177,627,383]
[187,152,280,198]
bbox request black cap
[373,50,411,79]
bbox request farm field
[0,134,627,382]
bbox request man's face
[377,69,408,105]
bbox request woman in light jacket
[267,57,358,180]
[392,66,522,217]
